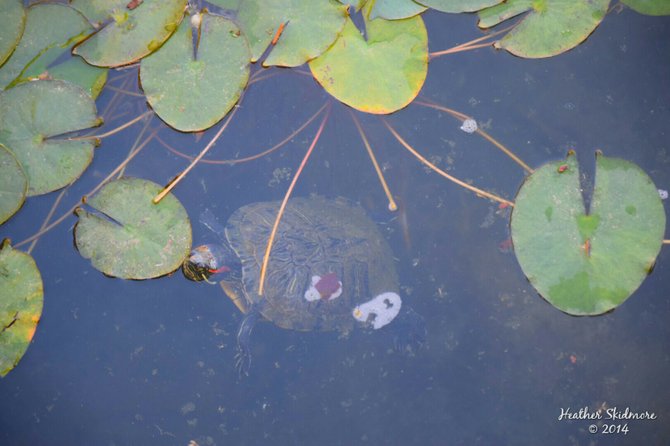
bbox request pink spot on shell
[315,272,340,299]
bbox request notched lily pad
[140,11,250,132]
[73,0,187,67]
[0,80,100,196]
[231,0,348,67]
[0,144,27,225]
[74,177,192,279]
[0,239,44,377]
[0,3,93,91]
[0,0,25,68]
[309,6,428,114]
[511,152,666,315]
[478,0,610,58]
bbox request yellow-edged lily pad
[309,8,428,114]
[622,0,670,15]
[73,0,187,67]
[0,239,43,377]
[370,0,427,20]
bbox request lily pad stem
[382,118,514,207]
[153,101,241,204]
[349,110,397,211]
[258,104,331,296]
[429,24,514,58]
[664,240,669,244]
[67,110,154,141]
[415,99,533,174]
[156,102,328,165]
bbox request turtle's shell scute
[225,196,399,332]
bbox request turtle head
[182,242,241,282]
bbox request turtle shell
[224,196,399,332]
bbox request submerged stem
[152,104,240,204]
[258,105,331,296]
[429,24,514,59]
[156,102,329,165]
[349,111,397,211]
[382,118,514,207]
[68,110,153,141]
[415,99,534,174]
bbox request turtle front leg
[235,308,260,377]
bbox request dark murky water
[2,7,670,446]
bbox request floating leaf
[73,0,187,67]
[622,0,670,15]
[0,80,100,196]
[74,178,192,279]
[230,0,348,67]
[416,0,502,13]
[69,0,128,26]
[0,3,92,90]
[0,239,43,377]
[511,152,666,315]
[140,12,250,132]
[47,57,108,99]
[309,8,428,114]
[0,0,25,68]
[478,0,610,58]
[339,0,368,10]
[370,0,427,20]
[0,144,26,225]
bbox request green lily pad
[511,152,666,315]
[622,0,670,15]
[370,0,427,20]
[0,0,25,68]
[478,0,610,58]
[0,239,43,377]
[0,144,26,225]
[69,0,129,26]
[231,0,348,67]
[417,0,502,13]
[72,0,187,67]
[0,80,100,196]
[46,57,109,99]
[309,8,428,114]
[0,3,92,91]
[74,177,192,279]
[140,12,250,132]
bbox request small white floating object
[659,189,668,200]
[190,13,202,29]
[352,292,402,330]
[460,118,477,134]
[304,273,342,302]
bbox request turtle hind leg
[235,308,260,377]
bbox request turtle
[183,196,426,375]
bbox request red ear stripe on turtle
[209,265,231,274]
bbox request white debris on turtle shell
[659,189,668,200]
[352,292,402,329]
[460,118,478,134]
[304,275,342,302]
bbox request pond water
[2,6,670,446]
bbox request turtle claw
[234,346,252,378]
